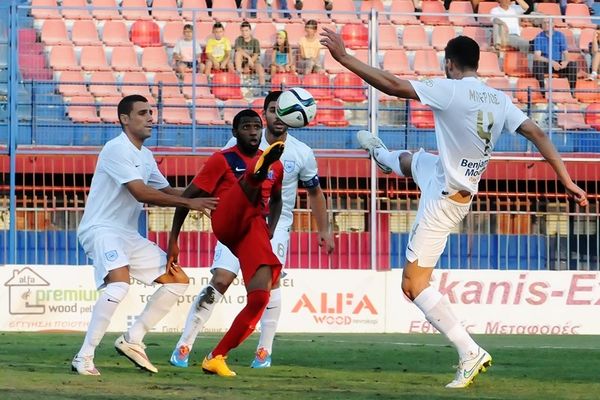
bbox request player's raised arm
[320,27,419,100]
[517,119,588,207]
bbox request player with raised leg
[320,31,589,388]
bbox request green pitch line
[1,333,599,400]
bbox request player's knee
[210,273,234,295]
[401,279,418,301]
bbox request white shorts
[406,149,472,267]
[79,228,167,289]
[210,227,290,276]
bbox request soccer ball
[276,88,317,128]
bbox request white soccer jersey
[410,77,528,194]
[224,130,319,230]
[78,132,169,237]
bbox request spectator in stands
[559,0,595,16]
[205,22,234,75]
[588,25,600,80]
[491,0,531,52]
[249,0,291,19]
[270,30,295,75]
[294,0,333,11]
[532,19,578,94]
[234,21,266,85]
[173,24,204,77]
[205,0,243,15]
[298,19,323,75]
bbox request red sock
[212,290,270,357]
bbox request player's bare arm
[160,186,185,196]
[267,186,283,239]
[320,27,419,100]
[307,185,335,254]
[517,119,588,207]
[125,179,218,212]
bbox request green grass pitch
[1,332,599,400]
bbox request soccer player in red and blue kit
[167,109,285,376]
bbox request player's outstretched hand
[167,236,180,273]
[320,27,348,62]
[186,197,218,218]
[319,231,335,254]
[565,181,588,207]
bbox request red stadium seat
[520,26,541,42]
[182,73,214,99]
[565,3,595,29]
[535,3,565,27]
[99,96,122,123]
[331,0,360,23]
[80,45,111,71]
[431,25,456,51]
[91,0,120,20]
[585,103,600,130]
[448,1,477,26]
[141,47,171,72]
[390,1,418,25]
[162,96,192,124]
[476,1,498,25]
[378,25,399,50]
[163,21,185,48]
[420,1,450,26]
[340,24,368,49]
[181,0,210,21]
[409,100,434,129]
[211,0,243,22]
[120,71,152,98]
[579,28,596,53]
[413,49,443,77]
[19,53,53,80]
[333,72,366,102]
[383,49,413,76]
[111,46,142,72]
[575,80,600,104]
[121,0,151,20]
[298,0,331,23]
[253,23,277,48]
[462,26,489,51]
[303,73,333,100]
[152,0,182,21]
[211,72,243,100]
[131,20,161,47]
[152,71,182,98]
[546,78,577,103]
[478,52,503,77]
[271,72,302,91]
[41,19,71,46]
[515,78,545,104]
[222,99,250,123]
[58,71,88,97]
[503,51,530,77]
[62,0,92,20]
[402,25,429,50]
[486,77,516,102]
[360,0,387,23]
[102,20,131,46]
[68,96,101,123]
[49,45,81,71]
[283,22,306,48]
[324,51,345,74]
[31,0,61,20]
[193,98,225,125]
[315,99,349,126]
[72,20,101,46]
[89,71,120,97]
[556,104,588,130]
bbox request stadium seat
[61,0,91,20]
[193,98,224,125]
[389,1,418,25]
[89,71,121,97]
[72,20,101,46]
[250,97,263,114]
[462,26,489,51]
[360,0,387,23]
[271,72,302,91]
[131,20,161,47]
[565,3,595,29]
[141,47,171,72]
[152,0,182,21]
[315,99,349,126]
[253,23,277,48]
[298,0,331,23]
[413,49,443,77]
[163,21,185,48]
[382,49,413,75]
[477,52,503,77]
[402,25,429,50]
[535,3,565,27]
[162,96,192,124]
[515,78,545,104]
[324,51,346,74]
[111,46,142,71]
[585,103,600,130]
[378,25,399,50]
[31,0,61,20]
[41,19,71,46]
[520,26,541,42]
[303,73,333,100]
[181,0,210,22]
[331,0,360,23]
[222,99,250,123]
[420,1,450,26]
[194,21,218,45]
[409,100,434,129]
[68,96,101,123]
[19,53,53,80]
[448,1,477,26]
[102,20,131,46]
[223,23,240,45]
[211,72,243,100]
[284,22,307,47]
[152,71,182,98]
[211,0,243,22]
[558,29,578,52]
[120,71,153,98]
[431,25,456,50]
[19,29,38,45]
[182,73,214,99]
[503,51,530,77]
[579,28,596,53]
[340,24,368,49]
[546,78,577,103]
[333,72,366,102]
[91,0,121,20]
[80,45,111,71]
[121,0,151,20]
[241,0,271,22]
[575,80,600,104]
[486,77,516,102]
[556,104,589,130]
[99,95,122,123]
[49,45,81,71]
[58,71,88,97]
[476,1,497,25]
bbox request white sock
[373,148,407,176]
[257,287,282,354]
[176,284,223,350]
[413,286,479,360]
[126,283,188,344]
[78,282,129,358]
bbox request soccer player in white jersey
[71,95,218,376]
[169,91,335,369]
[320,32,589,388]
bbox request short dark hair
[240,21,251,29]
[183,24,193,31]
[263,91,282,111]
[305,19,317,29]
[213,22,224,30]
[232,109,262,130]
[117,95,148,128]
[444,36,480,71]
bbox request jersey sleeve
[191,152,226,195]
[503,99,529,134]
[299,148,320,188]
[101,146,144,185]
[409,78,456,111]
[148,158,170,190]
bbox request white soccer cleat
[445,347,492,389]
[114,334,158,373]
[356,130,393,174]
[71,354,101,376]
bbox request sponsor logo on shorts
[105,250,118,262]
